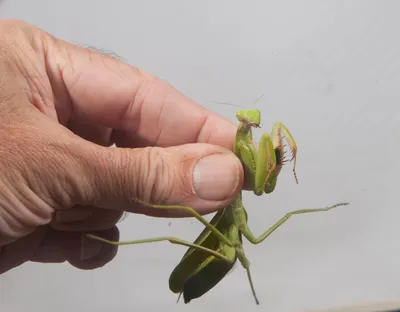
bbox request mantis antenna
[212,93,265,109]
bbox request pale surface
[0,1,399,312]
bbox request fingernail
[80,234,103,260]
[193,153,240,201]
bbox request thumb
[67,142,244,217]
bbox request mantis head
[236,109,261,128]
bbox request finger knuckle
[133,147,175,203]
[138,147,173,202]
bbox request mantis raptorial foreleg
[235,114,298,196]
[271,122,298,182]
[240,203,349,245]
[86,234,234,263]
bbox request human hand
[0,20,244,274]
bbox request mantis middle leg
[240,203,349,245]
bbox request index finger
[52,40,237,150]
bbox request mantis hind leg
[241,202,349,245]
[126,198,234,247]
[246,268,259,305]
[86,234,234,263]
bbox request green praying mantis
[86,109,348,305]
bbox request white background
[1,1,400,311]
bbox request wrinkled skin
[0,19,244,274]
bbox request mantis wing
[169,207,237,298]
[181,223,241,303]
[168,209,226,293]
[180,197,250,303]
[169,198,249,303]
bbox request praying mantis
[86,109,348,305]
